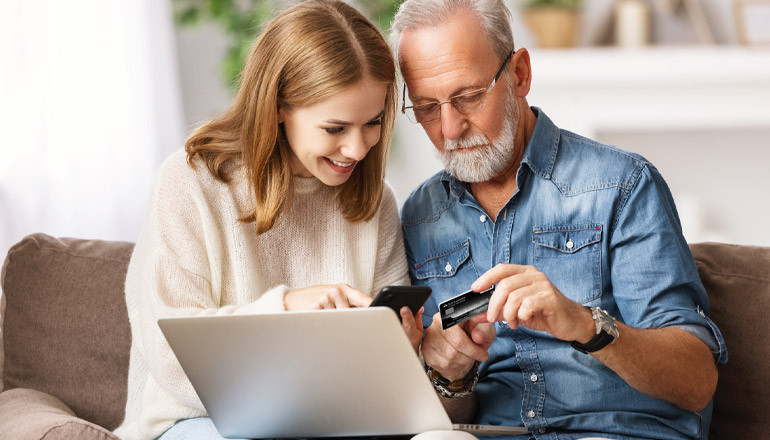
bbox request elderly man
[390,1,727,439]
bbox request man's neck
[469,105,536,222]
[469,164,519,222]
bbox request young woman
[114,2,419,439]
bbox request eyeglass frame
[401,48,515,124]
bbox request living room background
[2,0,770,267]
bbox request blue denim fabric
[401,108,727,440]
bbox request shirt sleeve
[124,154,288,410]
[608,163,727,365]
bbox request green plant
[172,0,277,91]
[524,0,582,9]
[172,0,402,92]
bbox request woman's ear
[277,107,285,124]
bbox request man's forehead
[398,10,498,91]
[400,34,497,97]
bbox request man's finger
[486,272,537,322]
[471,263,528,292]
[467,319,496,349]
[449,325,490,362]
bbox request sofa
[0,233,768,440]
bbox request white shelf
[530,47,770,86]
[526,47,770,136]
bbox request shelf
[525,47,770,136]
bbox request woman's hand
[284,284,372,311]
[400,306,425,353]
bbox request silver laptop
[158,307,528,438]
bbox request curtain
[0,0,184,259]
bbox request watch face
[593,307,619,339]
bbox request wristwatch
[425,361,479,399]
[570,307,619,354]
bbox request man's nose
[439,102,467,140]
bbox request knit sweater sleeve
[125,152,287,409]
[370,182,410,293]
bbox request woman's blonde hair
[185,0,397,234]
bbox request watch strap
[425,361,479,398]
[571,329,616,354]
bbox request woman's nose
[341,130,369,161]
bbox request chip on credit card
[439,286,495,330]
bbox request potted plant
[171,0,401,91]
[522,0,583,48]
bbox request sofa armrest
[0,388,119,440]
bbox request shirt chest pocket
[533,225,602,305]
[413,241,480,301]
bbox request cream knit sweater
[114,150,409,440]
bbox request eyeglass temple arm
[487,49,516,92]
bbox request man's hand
[284,284,372,311]
[474,264,595,344]
[421,312,496,381]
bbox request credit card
[439,286,495,330]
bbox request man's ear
[510,48,532,98]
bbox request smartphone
[370,285,432,321]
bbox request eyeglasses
[401,49,515,124]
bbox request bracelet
[425,361,479,399]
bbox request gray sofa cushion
[0,387,119,440]
[0,234,134,431]
[691,242,770,440]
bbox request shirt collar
[521,106,559,180]
[439,106,560,197]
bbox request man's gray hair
[389,0,514,68]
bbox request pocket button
[566,238,574,250]
[444,263,452,272]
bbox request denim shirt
[401,108,727,440]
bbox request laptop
[158,307,528,438]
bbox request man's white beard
[436,86,519,183]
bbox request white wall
[172,0,770,246]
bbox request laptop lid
[159,308,456,438]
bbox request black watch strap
[571,330,615,354]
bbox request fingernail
[471,281,480,291]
